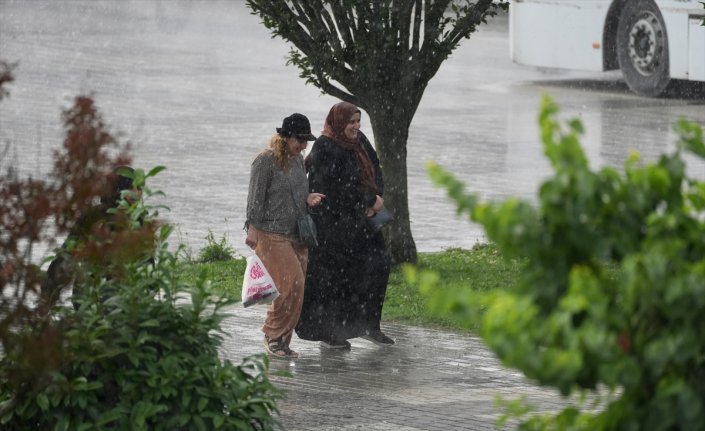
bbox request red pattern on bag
[250,262,265,280]
[242,255,279,307]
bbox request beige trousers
[256,231,308,347]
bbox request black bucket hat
[276,113,316,141]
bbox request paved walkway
[220,306,575,431]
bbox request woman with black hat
[245,113,325,359]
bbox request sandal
[263,336,299,359]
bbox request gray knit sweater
[246,150,308,239]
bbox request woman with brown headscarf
[295,102,394,349]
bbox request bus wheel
[617,0,670,97]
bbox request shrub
[198,230,236,263]
[1,233,282,430]
[0,81,281,430]
[427,95,705,430]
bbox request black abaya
[295,133,391,342]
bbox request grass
[177,258,247,298]
[385,244,524,331]
[177,243,524,333]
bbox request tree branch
[316,75,358,105]
[423,0,451,45]
[445,0,495,47]
[392,0,414,53]
[256,1,354,92]
[411,0,422,55]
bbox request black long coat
[295,132,391,341]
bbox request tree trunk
[367,108,417,264]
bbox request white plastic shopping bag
[241,254,279,307]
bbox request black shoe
[362,330,395,346]
[320,338,351,349]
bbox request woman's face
[285,136,308,157]
[344,112,361,140]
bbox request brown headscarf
[321,102,376,191]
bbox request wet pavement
[221,306,576,431]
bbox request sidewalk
[220,306,574,431]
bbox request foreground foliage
[2,238,281,430]
[0,68,281,430]
[428,96,705,430]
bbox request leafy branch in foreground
[426,95,705,430]
[1,79,282,429]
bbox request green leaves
[427,161,478,217]
[674,119,705,157]
[427,96,705,429]
[0,167,280,430]
[198,229,235,263]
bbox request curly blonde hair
[268,134,289,171]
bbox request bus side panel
[662,10,691,79]
[658,0,705,81]
[510,0,612,72]
[688,17,705,81]
[650,1,705,81]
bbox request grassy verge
[177,243,523,333]
[385,244,523,331]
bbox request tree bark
[367,106,418,264]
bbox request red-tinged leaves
[1,82,132,378]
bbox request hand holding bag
[241,254,279,307]
[297,213,318,248]
[367,206,393,232]
[285,175,318,248]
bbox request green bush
[0,169,282,430]
[427,95,705,430]
[0,93,281,430]
[198,230,236,263]
[1,178,282,430]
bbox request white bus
[509,0,705,97]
